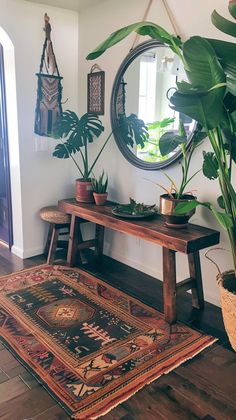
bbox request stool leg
[163,248,177,324]
[47,226,59,265]
[44,223,54,255]
[188,251,204,309]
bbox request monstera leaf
[118,113,148,148]
[54,111,104,150]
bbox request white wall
[78,0,236,306]
[0,0,79,257]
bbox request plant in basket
[86,0,236,350]
[92,171,108,205]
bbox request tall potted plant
[87,1,236,349]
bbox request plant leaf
[147,117,175,130]
[210,206,233,229]
[183,36,226,90]
[53,143,72,159]
[86,22,181,60]
[118,113,148,148]
[211,10,236,37]
[169,37,226,130]
[159,132,186,156]
[206,38,236,96]
[175,200,199,214]
[202,151,219,180]
[217,195,225,209]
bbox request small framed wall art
[87,64,105,115]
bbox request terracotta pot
[93,192,108,206]
[218,270,236,351]
[159,193,196,228]
[75,179,94,203]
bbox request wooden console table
[58,199,220,324]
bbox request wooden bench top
[58,199,220,254]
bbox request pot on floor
[218,270,236,351]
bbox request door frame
[0,43,13,248]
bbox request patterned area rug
[0,265,216,419]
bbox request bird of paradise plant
[87,1,236,277]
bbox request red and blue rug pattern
[0,265,216,419]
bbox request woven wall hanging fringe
[34,13,63,137]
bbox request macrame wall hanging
[34,13,63,137]
[87,64,105,115]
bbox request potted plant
[157,122,205,228]
[53,111,109,202]
[87,1,236,349]
[53,110,148,203]
[92,171,108,205]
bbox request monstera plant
[87,1,236,349]
[53,110,148,202]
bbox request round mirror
[110,40,196,170]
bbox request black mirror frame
[110,40,195,171]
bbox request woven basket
[218,270,236,351]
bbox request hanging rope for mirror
[130,0,180,52]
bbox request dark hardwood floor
[0,245,236,419]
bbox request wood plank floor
[0,246,235,419]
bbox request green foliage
[52,111,106,180]
[114,198,156,216]
[142,117,175,161]
[118,113,148,148]
[202,152,219,180]
[157,122,205,199]
[86,3,236,273]
[175,200,233,230]
[86,22,182,60]
[53,111,147,181]
[92,171,108,194]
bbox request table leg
[67,215,80,267]
[95,225,105,257]
[188,251,204,309]
[163,247,177,324]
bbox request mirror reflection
[112,41,196,169]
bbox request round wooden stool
[40,205,71,264]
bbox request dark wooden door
[0,44,13,248]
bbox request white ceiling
[26,0,104,12]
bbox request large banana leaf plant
[87,1,236,276]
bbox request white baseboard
[11,245,44,259]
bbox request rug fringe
[72,337,217,419]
